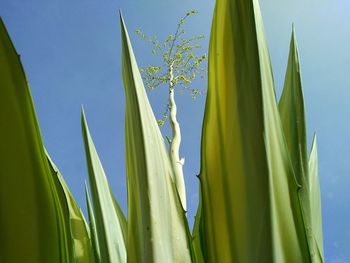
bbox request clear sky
[1,0,349,262]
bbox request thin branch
[167,11,197,63]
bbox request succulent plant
[0,0,323,262]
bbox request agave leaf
[309,135,324,261]
[200,0,310,261]
[279,30,324,262]
[46,152,94,263]
[279,27,308,187]
[85,183,101,262]
[81,109,126,263]
[111,190,128,245]
[0,18,72,263]
[192,181,205,263]
[120,13,192,263]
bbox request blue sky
[1,0,349,261]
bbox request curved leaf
[279,29,324,262]
[85,183,101,263]
[46,152,94,263]
[200,0,310,261]
[120,13,192,263]
[192,181,205,263]
[81,109,126,263]
[279,27,308,186]
[0,18,71,263]
[111,191,128,245]
[309,135,324,262]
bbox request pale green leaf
[0,18,71,263]
[279,29,324,262]
[85,183,101,262]
[46,152,95,263]
[309,135,325,262]
[279,27,308,185]
[120,13,192,263]
[111,192,128,245]
[192,181,205,263]
[200,0,310,261]
[81,109,126,263]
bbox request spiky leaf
[0,18,71,263]
[279,27,308,187]
[120,13,192,263]
[85,183,101,262]
[81,109,126,263]
[46,152,94,263]
[279,29,324,262]
[309,135,324,261]
[192,182,205,263]
[200,0,310,261]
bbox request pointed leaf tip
[81,107,89,135]
[312,132,317,145]
[201,0,310,261]
[121,15,192,262]
[291,26,297,45]
[119,10,126,31]
[84,180,89,194]
[81,111,126,262]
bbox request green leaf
[81,109,126,263]
[309,135,325,261]
[0,18,72,263]
[192,181,205,263]
[279,27,308,186]
[200,0,310,261]
[165,34,173,43]
[111,190,128,245]
[85,183,101,262]
[120,12,192,263]
[279,29,324,262]
[46,152,95,263]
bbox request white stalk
[168,61,187,211]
